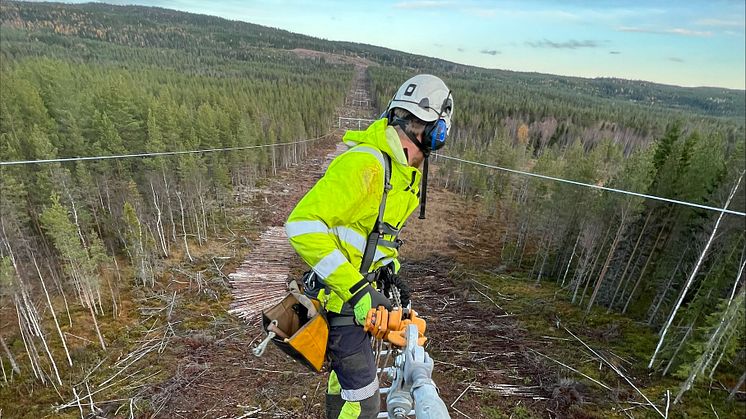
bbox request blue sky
[61,1,745,89]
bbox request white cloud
[618,26,713,37]
[667,28,713,37]
[695,18,746,28]
[526,39,602,49]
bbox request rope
[434,154,745,217]
[0,133,334,167]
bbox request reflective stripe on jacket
[285,119,422,314]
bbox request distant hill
[1,1,743,121]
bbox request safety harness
[360,150,395,273]
[323,148,397,327]
[255,146,398,371]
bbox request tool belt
[301,265,396,326]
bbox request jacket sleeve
[285,151,383,302]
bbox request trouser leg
[326,388,380,419]
[327,370,345,419]
[325,323,380,419]
[326,393,346,419]
[353,390,380,419]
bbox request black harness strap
[377,239,401,249]
[359,152,392,275]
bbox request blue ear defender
[424,119,448,151]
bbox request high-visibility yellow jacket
[285,119,422,314]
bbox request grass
[483,402,540,419]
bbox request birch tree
[40,194,107,350]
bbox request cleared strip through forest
[229,63,376,323]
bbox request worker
[285,74,453,419]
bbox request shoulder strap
[359,152,391,274]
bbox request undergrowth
[458,270,745,418]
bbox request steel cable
[434,154,745,217]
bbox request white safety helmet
[386,74,453,153]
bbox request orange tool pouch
[261,293,328,372]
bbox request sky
[58,1,746,89]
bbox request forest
[371,64,745,404]
[1,1,745,417]
[1,1,353,412]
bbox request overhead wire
[1,129,742,217]
[0,133,333,167]
[434,154,745,217]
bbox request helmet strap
[391,117,432,157]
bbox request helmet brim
[390,100,441,123]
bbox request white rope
[0,133,333,167]
[434,154,745,217]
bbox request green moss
[512,403,539,419]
